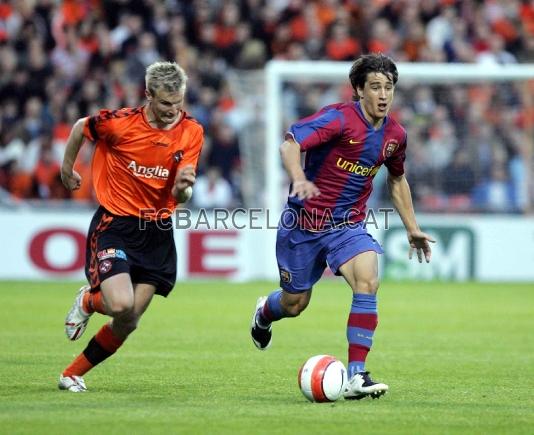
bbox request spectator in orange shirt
[34,133,61,199]
[326,23,360,61]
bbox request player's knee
[355,277,380,294]
[108,298,135,318]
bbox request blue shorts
[276,223,383,293]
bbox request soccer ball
[298,355,348,402]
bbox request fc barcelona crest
[384,140,398,158]
[280,268,292,284]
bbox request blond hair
[145,61,188,96]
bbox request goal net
[229,61,534,219]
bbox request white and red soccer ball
[298,355,348,402]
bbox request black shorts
[85,206,177,297]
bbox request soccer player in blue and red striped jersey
[251,53,435,400]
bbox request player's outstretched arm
[280,139,320,200]
[387,173,435,263]
[61,117,87,191]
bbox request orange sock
[62,324,124,378]
[95,323,124,353]
[82,291,106,314]
[63,353,93,377]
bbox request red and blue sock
[257,289,284,327]
[347,293,378,377]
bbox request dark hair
[349,54,398,101]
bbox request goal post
[264,61,534,219]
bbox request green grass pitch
[0,280,533,434]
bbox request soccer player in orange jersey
[58,61,203,392]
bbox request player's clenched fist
[172,164,196,202]
[61,168,82,191]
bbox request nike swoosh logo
[349,139,362,144]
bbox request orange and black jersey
[83,106,203,218]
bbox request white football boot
[343,371,388,400]
[58,375,87,392]
[64,285,92,341]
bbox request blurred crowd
[388,81,532,213]
[0,0,533,212]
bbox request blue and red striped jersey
[286,101,407,230]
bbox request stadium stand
[0,0,532,212]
